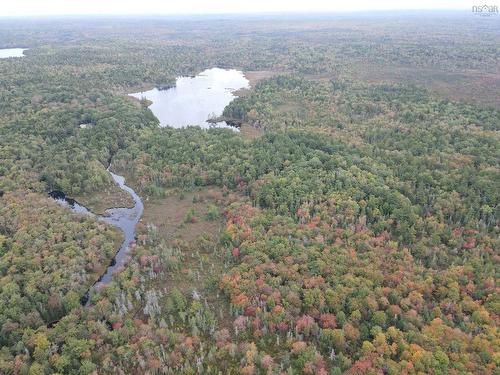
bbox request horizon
[0,9,478,20]
[0,0,475,17]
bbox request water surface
[96,171,143,287]
[129,68,249,128]
[0,48,27,58]
[51,67,247,303]
[52,169,143,304]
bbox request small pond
[129,67,249,128]
[0,48,27,58]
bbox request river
[52,67,246,304]
[51,168,143,305]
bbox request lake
[129,68,249,128]
[0,48,27,58]
[51,67,249,304]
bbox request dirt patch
[305,73,335,83]
[244,70,279,87]
[142,188,225,243]
[353,63,500,107]
[234,70,282,97]
[239,123,263,140]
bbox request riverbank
[75,181,135,215]
[51,168,144,304]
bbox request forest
[0,12,498,375]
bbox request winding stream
[51,169,143,304]
[51,68,246,304]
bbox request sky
[1,0,473,17]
